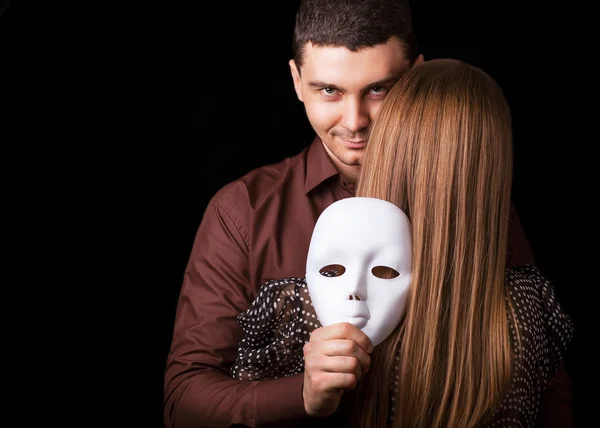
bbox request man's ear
[289,59,304,102]
[414,54,425,65]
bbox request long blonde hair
[354,59,516,428]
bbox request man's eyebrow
[307,76,399,92]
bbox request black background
[1,0,597,426]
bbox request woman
[231,59,574,428]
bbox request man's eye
[371,86,386,94]
[322,87,337,95]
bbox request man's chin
[322,139,364,167]
[339,154,363,168]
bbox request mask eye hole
[371,266,400,279]
[319,264,346,277]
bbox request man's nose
[348,294,362,301]
[340,98,369,132]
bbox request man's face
[290,37,414,181]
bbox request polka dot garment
[485,265,575,427]
[232,276,324,381]
[231,265,574,427]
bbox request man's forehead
[300,39,409,88]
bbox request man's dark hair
[292,0,418,70]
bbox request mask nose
[346,271,367,301]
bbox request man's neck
[338,165,359,186]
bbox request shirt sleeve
[535,270,576,428]
[538,270,575,378]
[232,277,321,382]
[516,266,576,428]
[163,196,308,427]
[506,204,575,427]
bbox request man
[164,1,572,426]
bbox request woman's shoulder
[506,265,571,321]
[505,264,553,312]
[505,263,574,370]
[506,264,544,288]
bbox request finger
[310,322,373,353]
[322,340,371,374]
[311,371,359,392]
[320,355,364,379]
[304,339,371,374]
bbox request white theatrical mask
[305,197,412,347]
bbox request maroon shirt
[164,137,572,427]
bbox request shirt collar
[304,136,341,195]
